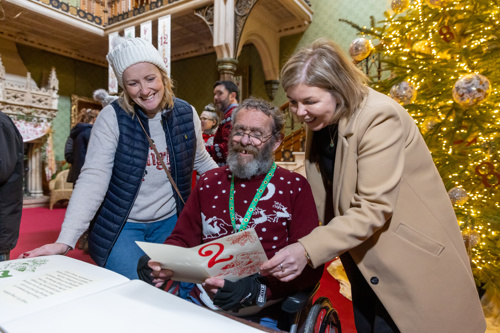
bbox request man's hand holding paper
[136,229,267,285]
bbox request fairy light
[360,0,500,285]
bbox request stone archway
[197,0,313,94]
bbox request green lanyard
[229,163,277,233]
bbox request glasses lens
[233,132,271,146]
[251,135,262,145]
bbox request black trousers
[340,252,400,333]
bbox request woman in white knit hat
[21,37,217,279]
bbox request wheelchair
[166,281,341,333]
[281,284,342,333]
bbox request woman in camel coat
[261,38,485,332]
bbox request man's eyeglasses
[232,131,273,146]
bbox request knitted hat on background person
[106,36,168,88]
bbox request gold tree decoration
[343,0,500,292]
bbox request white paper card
[136,228,268,284]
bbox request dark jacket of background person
[0,111,24,258]
[67,123,93,183]
[64,136,74,165]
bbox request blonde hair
[119,69,174,116]
[77,108,99,123]
[281,38,369,123]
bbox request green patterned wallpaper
[52,96,71,163]
[274,0,391,106]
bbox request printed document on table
[0,257,264,333]
[0,255,128,324]
[136,228,268,284]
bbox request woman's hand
[148,261,174,288]
[19,243,70,259]
[260,242,308,282]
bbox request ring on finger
[279,263,284,272]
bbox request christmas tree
[343,0,500,293]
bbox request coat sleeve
[266,175,324,300]
[64,136,74,164]
[0,120,20,184]
[57,106,118,248]
[300,101,406,267]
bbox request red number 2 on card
[198,243,234,268]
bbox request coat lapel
[304,128,327,223]
[333,125,348,215]
[333,94,367,214]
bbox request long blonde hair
[281,38,369,123]
[119,69,174,116]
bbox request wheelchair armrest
[281,290,311,314]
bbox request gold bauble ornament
[421,117,439,134]
[424,0,450,8]
[462,230,480,248]
[390,81,417,105]
[348,37,373,62]
[448,187,469,205]
[482,35,499,53]
[411,40,450,59]
[391,0,410,13]
[452,74,491,106]
[412,40,433,56]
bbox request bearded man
[205,80,239,166]
[138,97,323,330]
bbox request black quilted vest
[88,98,195,266]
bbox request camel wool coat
[299,88,485,332]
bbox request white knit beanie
[106,37,168,88]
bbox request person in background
[205,80,239,166]
[192,104,220,187]
[138,97,323,331]
[64,134,74,167]
[64,90,117,170]
[199,103,219,147]
[260,38,486,332]
[0,111,24,262]
[66,108,99,185]
[20,36,217,279]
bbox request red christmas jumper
[166,165,323,300]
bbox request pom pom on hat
[93,89,119,107]
[106,36,168,88]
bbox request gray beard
[227,140,274,179]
